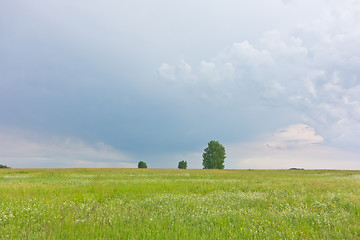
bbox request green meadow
[0,168,359,239]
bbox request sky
[0,0,360,169]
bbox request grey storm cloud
[157,3,360,155]
[1,0,360,168]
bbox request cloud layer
[1,0,360,168]
[157,1,360,157]
[0,129,136,168]
[227,124,360,170]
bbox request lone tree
[202,140,226,169]
[178,160,187,169]
[137,161,147,168]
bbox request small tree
[137,161,147,168]
[178,160,187,169]
[202,140,226,169]
[0,164,9,169]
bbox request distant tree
[137,161,147,168]
[0,164,9,168]
[202,140,226,169]
[178,160,187,169]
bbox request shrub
[178,160,187,169]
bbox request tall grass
[0,168,359,239]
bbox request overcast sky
[1,0,360,169]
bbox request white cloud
[200,61,216,76]
[231,41,274,67]
[157,63,176,81]
[0,129,136,168]
[266,124,323,149]
[260,30,308,62]
[199,61,235,83]
[178,59,192,73]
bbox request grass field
[0,168,359,239]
